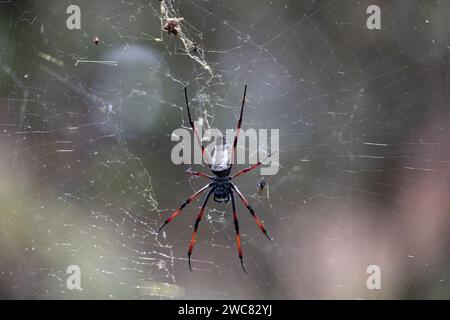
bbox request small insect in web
[163,17,183,36]
[257,177,266,197]
[158,85,273,273]
[255,177,273,208]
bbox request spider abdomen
[213,177,231,203]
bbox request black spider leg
[230,190,248,273]
[231,183,272,241]
[188,187,215,271]
[184,87,211,165]
[230,85,247,167]
[158,183,213,233]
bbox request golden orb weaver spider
[158,85,273,272]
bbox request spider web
[1,0,450,299]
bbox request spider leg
[158,183,213,233]
[186,170,213,179]
[231,183,272,241]
[231,163,261,179]
[230,190,248,273]
[230,85,247,165]
[184,87,211,165]
[188,187,214,271]
[231,152,277,179]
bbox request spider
[163,17,183,36]
[257,177,266,196]
[158,85,272,273]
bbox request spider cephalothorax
[212,176,231,203]
[158,85,272,272]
